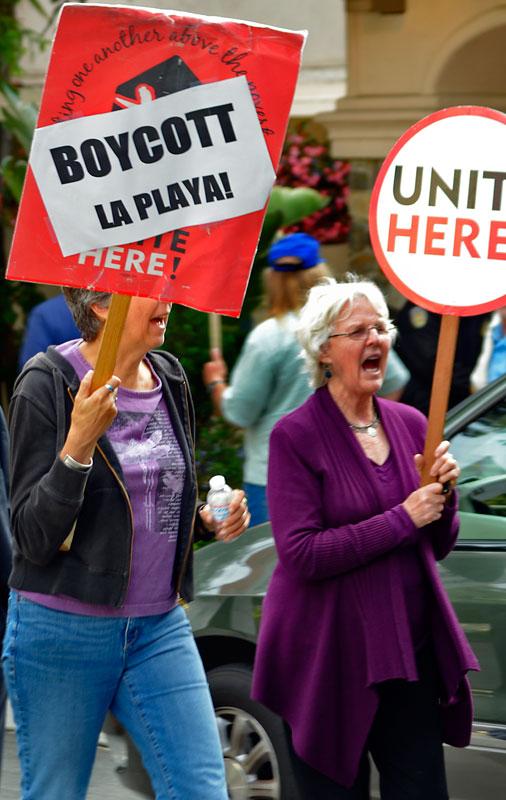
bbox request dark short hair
[62,287,112,342]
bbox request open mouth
[362,355,381,372]
[151,316,168,329]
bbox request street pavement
[1,717,150,799]
[4,721,506,800]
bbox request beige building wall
[17,0,347,116]
[324,0,506,158]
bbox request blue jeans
[243,482,269,527]
[2,594,227,800]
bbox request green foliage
[0,0,51,81]
[256,185,330,261]
[0,80,37,220]
[160,303,247,492]
[1,152,26,199]
[241,185,332,317]
[0,79,38,157]
[0,79,42,396]
[194,416,244,494]
[0,0,58,398]
[0,278,44,393]
[0,10,24,78]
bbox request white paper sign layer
[30,76,276,257]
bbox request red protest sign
[6,4,306,317]
[369,106,506,317]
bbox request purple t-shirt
[371,450,430,650]
[21,339,186,617]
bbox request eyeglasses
[328,323,395,341]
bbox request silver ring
[105,383,114,393]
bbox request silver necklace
[348,410,379,438]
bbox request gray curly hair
[295,274,396,388]
[62,287,112,342]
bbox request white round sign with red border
[370,106,506,316]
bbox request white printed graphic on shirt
[108,407,185,539]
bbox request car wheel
[207,663,301,800]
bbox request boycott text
[50,103,237,184]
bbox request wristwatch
[62,453,93,472]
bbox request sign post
[369,106,506,483]
[90,294,131,392]
[419,314,459,486]
[208,313,223,352]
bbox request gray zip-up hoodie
[8,346,210,607]
[0,407,12,633]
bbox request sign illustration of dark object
[112,57,201,110]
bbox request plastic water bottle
[207,475,233,525]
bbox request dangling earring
[324,363,332,379]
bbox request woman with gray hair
[252,275,478,799]
[3,288,250,799]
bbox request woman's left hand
[200,489,251,542]
[420,439,460,490]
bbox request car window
[451,398,506,483]
[450,398,506,535]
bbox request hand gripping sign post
[6,3,306,388]
[369,106,506,485]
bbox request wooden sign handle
[90,294,132,392]
[208,312,222,352]
[420,314,460,486]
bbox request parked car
[120,376,506,799]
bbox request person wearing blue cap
[203,233,331,526]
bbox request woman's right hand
[61,370,120,464]
[402,482,446,528]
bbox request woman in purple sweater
[251,276,478,799]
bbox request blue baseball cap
[267,233,322,271]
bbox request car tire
[207,662,302,800]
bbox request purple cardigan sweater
[251,387,479,787]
